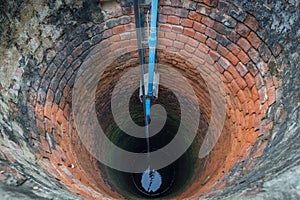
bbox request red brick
[236,62,248,77]
[247,32,261,49]
[237,50,250,64]
[209,50,220,62]
[184,44,195,53]
[183,28,195,37]
[109,34,120,42]
[206,38,217,50]
[236,76,248,89]
[165,32,177,40]
[205,27,217,39]
[267,86,276,106]
[198,43,210,53]
[172,25,183,33]
[167,16,180,24]
[236,23,250,37]
[252,86,259,101]
[174,41,184,49]
[201,16,215,27]
[160,38,173,47]
[188,11,202,21]
[36,103,44,120]
[194,32,207,42]
[217,44,229,57]
[181,18,194,27]
[103,29,112,38]
[223,71,233,83]
[112,26,125,35]
[226,52,239,65]
[215,62,224,73]
[228,65,240,79]
[244,73,255,87]
[44,104,52,120]
[124,23,135,31]
[160,24,172,32]
[265,73,274,88]
[193,22,206,33]
[244,15,259,31]
[237,38,251,52]
[237,90,246,103]
[231,80,240,94]
[253,141,267,158]
[176,34,189,43]
[56,109,64,124]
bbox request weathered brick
[258,44,272,62]
[254,73,264,89]
[188,11,202,21]
[237,37,251,52]
[267,86,276,106]
[112,25,125,35]
[248,48,260,63]
[159,14,168,23]
[205,27,217,38]
[236,62,248,77]
[218,57,231,70]
[201,16,215,27]
[258,86,268,104]
[244,15,259,31]
[206,38,217,50]
[236,23,250,37]
[215,62,224,73]
[181,18,194,27]
[213,21,227,35]
[247,32,261,49]
[228,43,241,56]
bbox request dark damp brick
[95,25,105,34]
[64,67,74,81]
[54,90,63,104]
[229,9,247,22]
[80,50,90,60]
[48,63,58,79]
[222,18,237,28]
[49,76,60,91]
[216,34,232,47]
[82,41,91,51]
[246,61,259,76]
[105,18,119,29]
[118,16,131,25]
[53,52,66,67]
[70,37,83,48]
[258,43,272,62]
[91,34,102,44]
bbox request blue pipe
[147,0,158,97]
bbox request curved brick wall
[0,0,299,199]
